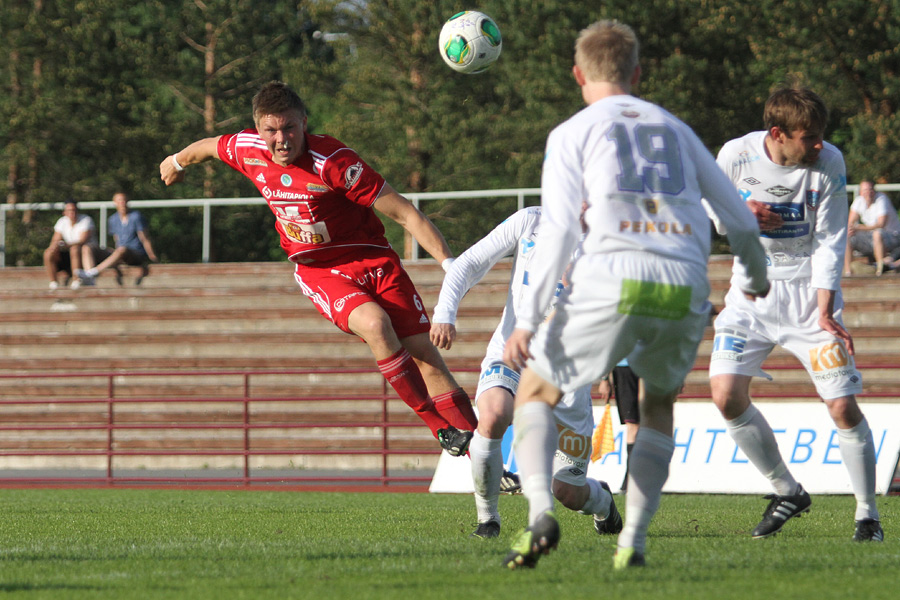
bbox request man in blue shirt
[79,192,157,285]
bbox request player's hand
[743,282,770,301]
[596,378,612,401]
[746,200,783,231]
[429,322,457,350]
[847,223,858,236]
[159,156,186,186]
[819,314,855,356]
[503,328,534,371]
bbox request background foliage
[2,0,899,263]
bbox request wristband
[170,153,185,172]
[441,258,455,273]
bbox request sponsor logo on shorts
[711,329,747,362]
[557,426,590,460]
[809,341,855,383]
[334,291,367,312]
[419,314,429,324]
[345,162,364,188]
[244,157,267,166]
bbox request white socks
[470,431,503,524]
[512,401,556,524]
[836,417,879,521]
[578,477,613,518]
[618,427,674,553]
[726,404,799,496]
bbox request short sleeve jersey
[217,130,388,263]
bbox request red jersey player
[159,81,476,456]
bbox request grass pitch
[0,488,896,599]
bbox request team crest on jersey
[243,157,267,166]
[806,189,820,210]
[281,174,293,187]
[345,162,364,189]
[307,183,329,192]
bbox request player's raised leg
[348,302,462,451]
[403,333,479,433]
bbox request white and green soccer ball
[438,11,502,74]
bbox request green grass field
[0,488,895,599]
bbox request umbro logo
[743,177,761,185]
[256,173,266,184]
[766,185,793,197]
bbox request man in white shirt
[708,88,883,543]
[500,20,768,570]
[431,206,620,541]
[43,199,103,290]
[845,179,900,276]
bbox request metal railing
[0,188,542,268]
[1,365,898,490]
[3,182,893,267]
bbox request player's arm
[373,184,452,263]
[46,230,63,250]
[159,136,222,186]
[810,155,849,291]
[696,136,768,298]
[431,211,528,349]
[817,287,854,355]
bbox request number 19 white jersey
[517,95,768,332]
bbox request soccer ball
[438,11,502,74]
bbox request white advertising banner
[430,402,900,495]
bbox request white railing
[0,184,890,267]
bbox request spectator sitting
[844,179,900,276]
[79,192,157,286]
[43,199,105,290]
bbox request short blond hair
[574,20,639,85]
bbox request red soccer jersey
[218,130,389,262]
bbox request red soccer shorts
[293,248,431,339]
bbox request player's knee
[826,395,863,428]
[476,407,511,438]
[551,479,582,511]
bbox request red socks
[376,349,448,437]
[432,388,478,431]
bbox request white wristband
[170,153,185,172]
[441,258,455,273]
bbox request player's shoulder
[818,141,846,169]
[306,133,355,161]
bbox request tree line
[2,0,898,265]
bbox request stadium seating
[1,258,898,485]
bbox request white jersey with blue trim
[432,206,566,361]
[715,130,848,290]
[517,95,767,331]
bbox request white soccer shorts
[526,251,712,396]
[474,358,595,486]
[709,279,863,400]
